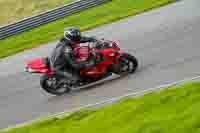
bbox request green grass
[0,0,175,59]
[1,82,200,133]
[0,0,73,26]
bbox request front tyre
[40,74,70,95]
[119,53,138,73]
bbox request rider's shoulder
[59,37,66,42]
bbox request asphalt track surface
[0,0,200,129]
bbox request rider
[49,27,98,84]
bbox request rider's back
[50,38,71,70]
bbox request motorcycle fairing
[26,58,53,74]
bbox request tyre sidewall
[40,74,70,95]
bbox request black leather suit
[50,36,97,82]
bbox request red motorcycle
[25,39,138,95]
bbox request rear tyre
[119,53,138,73]
[40,74,70,95]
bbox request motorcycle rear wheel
[40,74,71,95]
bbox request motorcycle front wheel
[119,53,138,74]
[40,74,71,95]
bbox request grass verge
[1,82,200,133]
[0,0,175,59]
[0,0,73,26]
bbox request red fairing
[26,58,54,75]
[80,40,121,79]
[80,64,107,79]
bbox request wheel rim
[121,58,136,73]
[46,78,68,93]
[128,61,135,72]
[56,84,68,93]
